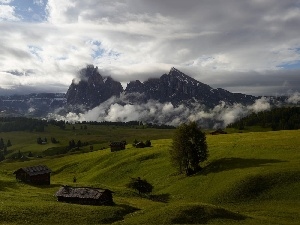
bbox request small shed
[210,129,227,135]
[110,141,126,152]
[13,165,51,185]
[55,186,114,205]
[135,142,145,148]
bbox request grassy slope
[0,124,175,157]
[0,129,300,224]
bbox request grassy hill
[0,128,300,224]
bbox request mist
[47,94,275,128]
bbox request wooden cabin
[13,165,51,185]
[109,141,126,152]
[135,142,145,148]
[210,129,227,135]
[55,186,114,205]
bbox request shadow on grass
[149,193,170,203]
[100,204,139,224]
[171,205,247,224]
[0,180,19,191]
[202,157,286,175]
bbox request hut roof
[55,186,113,199]
[109,141,125,147]
[13,165,51,176]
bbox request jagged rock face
[66,65,123,108]
[125,67,257,107]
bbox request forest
[227,106,300,130]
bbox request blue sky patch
[9,0,47,22]
[278,60,300,70]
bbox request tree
[0,152,5,162]
[37,137,43,144]
[3,145,7,154]
[7,139,12,147]
[170,121,208,175]
[0,138,4,150]
[77,140,82,148]
[145,140,151,147]
[126,177,153,195]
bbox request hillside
[0,129,300,224]
[227,106,300,131]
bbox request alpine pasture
[0,124,299,224]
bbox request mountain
[125,67,257,107]
[1,66,256,116]
[3,66,292,121]
[0,93,65,117]
[65,66,257,109]
[66,65,123,108]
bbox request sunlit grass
[0,129,300,224]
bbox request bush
[126,177,153,195]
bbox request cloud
[47,94,275,128]
[286,92,300,104]
[1,0,300,95]
[0,0,13,4]
[33,0,44,6]
[0,4,21,21]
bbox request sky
[1,0,300,96]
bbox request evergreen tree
[7,139,12,147]
[3,145,7,154]
[145,140,151,147]
[37,137,42,144]
[170,121,208,175]
[0,138,4,150]
[0,152,5,161]
[17,150,22,159]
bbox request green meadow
[0,125,300,224]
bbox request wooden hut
[13,165,51,185]
[55,186,114,205]
[210,129,227,135]
[135,142,145,148]
[109,141,126,152]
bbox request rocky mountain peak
[66,65,123,108]
[125,67,257,107]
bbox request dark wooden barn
[110,141,126,152]
[13,165,51,185]
[210,129,227,135]
[55,186,114,205]
[135,142,145,148]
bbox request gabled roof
[13,165,51,176]
[109,141,125,147]
[55,186,112,199]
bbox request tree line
[0,117,175,132]
[227,106,300,131]
[0,117,46,132]
[0,137,12,161]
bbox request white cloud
[248,97,271,113]
[47,94,276,128]
[34,0,44,6]
[0,0,13,4]
[0,5,20,21]
[0,0,300,95]
[286,92,300,104]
